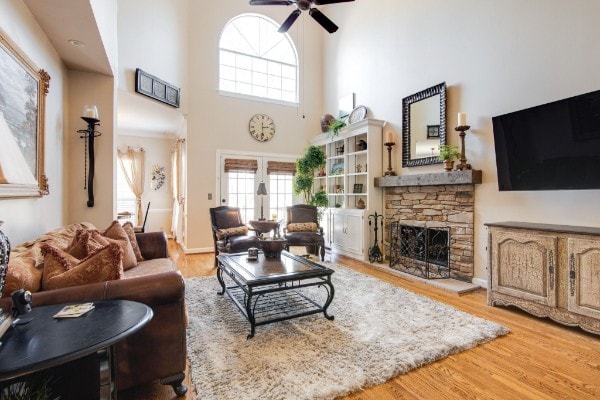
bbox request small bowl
[260,238,287,258]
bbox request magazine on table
[53,303,95,318]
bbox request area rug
[185,263,509,400]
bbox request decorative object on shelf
[438,144,460,171]
[293,145,327,205]
[384,131,396,176]
[348,105,367,124]
[256,182,268,220]
[353,183,363,193]
[331,162,344,175]
[338,92,355,118]
[0,30,50,199]
[260,238,287,258]
[249,113,275,142]
[135,68,180,108]
[356,139,367,151]
[455,112,472,171]
[335,185,342,193]
[77,105,101,207]
[0,221,10,297]
[356,198,365,209]
[355,164,362,173]
[320,114,335,133]
[328,119,347,138]
[368,211,384,263]
[151,164,166,190]
[335,144,344,156]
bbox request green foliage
[308,190,328,208]
[293,146,327,204]
[0,371,60,400]
[438,144,460,161]
[327,118,347,138]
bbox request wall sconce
[77,105,101,207]
[256,182,268,221]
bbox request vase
[356,198,366,209]
[0,221,10,297]
[443,160,454,171]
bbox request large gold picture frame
[0,28,50,198]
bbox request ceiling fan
[249,0,355,34]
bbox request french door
[218,153,297,223]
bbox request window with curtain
[116,159,136,221]
[219,13,299,104]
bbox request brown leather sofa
[0,227,187,398]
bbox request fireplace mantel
[375,170,482,187]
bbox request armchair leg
[320,244,325,261]
[160,373,188,397]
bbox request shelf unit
[310,118,384,260]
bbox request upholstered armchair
[209,206,260,266]
[283,204,325,261]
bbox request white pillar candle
[385,131,394,143]
[457,112,467,127]
[82,105,99,120]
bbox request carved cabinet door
[567,238,600,319]
[490,230,557,307]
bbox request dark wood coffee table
[0,300,152,399]
[217,251,335,338]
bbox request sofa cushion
[41,243,123,291]
[4,253,43,295]
[287,222,318,232]
[216,226,248,240]
[122,222,144,262]
[122,258,175,279]
[100,221,138,270]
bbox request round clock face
[249,114,275,142]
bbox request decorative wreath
[151,165,166,191]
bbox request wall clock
[249,114,276,142]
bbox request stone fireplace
[375,170,482,282]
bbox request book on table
[53,303,95,318]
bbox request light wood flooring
[120,241,600,400]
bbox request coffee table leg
[245,288,256,339]
[322,278,335,321]
[216,265,225,295]
[98,346,116,400]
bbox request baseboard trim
[472,277,487,288]
[183,247,213,254]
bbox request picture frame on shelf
[353,183,363,193]
[331,161,344,175]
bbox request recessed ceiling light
[68,39,85,47]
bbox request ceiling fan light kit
[249,0,355,33]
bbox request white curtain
[117,147,145,225]
[171,139,185,240]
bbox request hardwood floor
[121,241,600,399]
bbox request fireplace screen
[389,222,450,279]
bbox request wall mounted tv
[492,89,600,191]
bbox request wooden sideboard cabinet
[486,222,600,335]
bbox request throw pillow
[101,221,138,270]
[3,255,43,296]
[216,226,249,240]
[287,222,318,232]
[41,243,123,291]
[122,222,144,262]
[66,230,104,260]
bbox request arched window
[219,14,298,104]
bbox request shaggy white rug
[185,263,509,400]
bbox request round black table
[0,300,153,399]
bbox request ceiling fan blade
[313,0,355,4]
[249,0,294,5]
[278,9,302,33]
[309,8,338,33]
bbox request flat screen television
[492,89,600,191]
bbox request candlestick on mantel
[454,124,472,171]
[385,130,394,144]
[457,112,467,127]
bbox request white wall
[117,134,176,233]
[322,0,600,282]
[0,0,67,245]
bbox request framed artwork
[427,124,440,138]
[135,68,180,108]
[353,183,363,193]
[0,28,50,198]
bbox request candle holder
[383,142,397,176]
[454,125,472,171]
[77,116,102,207]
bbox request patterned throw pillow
[287,222,318,232]
[66,230,104,260]
[101,221,139,270]
[122,222,144,262]
[3,255,43,296]
[216,226,249,240]
[41,243,123,291]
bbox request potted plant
[438,144,460,171]
[293,145,327,204]
[327,118,346,139]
